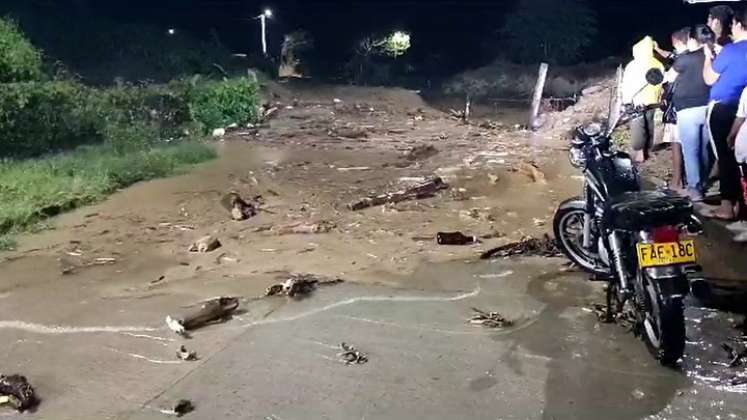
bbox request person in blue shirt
[703,7,747,220]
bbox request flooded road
[1,87,745,419]
[118,258,746,420]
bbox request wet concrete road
[119,259,747,420]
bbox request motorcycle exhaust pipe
[608,231,629,290]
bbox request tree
[500,0,597,64]
[348,31,411,84]
[279,30,314,78]
[0,18,43,82]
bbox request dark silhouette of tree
[501,0,597,64]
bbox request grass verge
[0,141,216,250]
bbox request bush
[0,18,43,82]
[0,81,102,158]
[0,77,260,158]
[177,76,259,131]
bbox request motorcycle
[553,68,705,366]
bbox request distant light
[167,28,176,35]
[264,9,273,18]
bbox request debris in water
[265,274,343,298]
[188,235,222,253]
[220,192,257,221]
[337,167,371,172]
[516,162,547,184]
[0,374,37,412]
[166,297,240,336]
[348,176,448,211]
[631,389,646,400]
[437,231,478,245]
[404,144,439,161]
[722,342,747,367]
[273,220,336,235]
[176,345,198,361]
[337,342,368,365]
[480,234,561,259]
[468,307,514,328]
[160,399,194,417]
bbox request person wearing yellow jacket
[622,36,665,162]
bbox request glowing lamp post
[258,9,273,56]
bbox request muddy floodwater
[1,86,745,420]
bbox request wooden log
[348,177,449,211]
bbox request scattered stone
[166,297,240,336]
[468,307,514,328]
[0,374,37,412]
[337,342,368,365]
[176,345,198,361]
[487,174,499,184]
[211,128,225,137]
[188,236,222,253]
[480,234,561,259]
[160,399,194,417]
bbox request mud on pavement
[0,84,745,420]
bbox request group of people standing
[623,5,747,240]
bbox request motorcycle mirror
[645,68,664,86]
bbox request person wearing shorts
[623,36,665,162]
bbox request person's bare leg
[671,143,684,190]
[706,199,737,220]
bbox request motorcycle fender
[644,270,690,298]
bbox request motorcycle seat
[603,190,693,231]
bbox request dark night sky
[0,0,731,73]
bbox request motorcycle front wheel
[553,198,607,276]
[638,269,686,366]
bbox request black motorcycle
[553,69,704,365]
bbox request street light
[256,8,273,56]
[167,28,176,36]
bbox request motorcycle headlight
[583,123,603,137]
[569,147,586,169]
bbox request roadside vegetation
[0,18,260,249]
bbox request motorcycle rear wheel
[638,270,686,366]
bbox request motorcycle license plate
[636,240,696,268]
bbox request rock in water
[188,236,222,253]
[0,374,37,412]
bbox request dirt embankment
[442,58,620,100]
